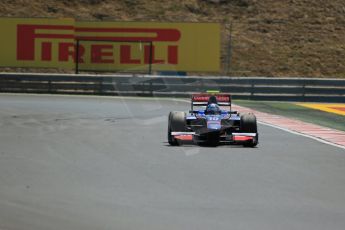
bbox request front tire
[168,111,186,146]
[240,113,258,147]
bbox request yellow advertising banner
[0,18,220,72]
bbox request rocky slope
[1,0,344,77]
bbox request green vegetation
[234,100,345,132]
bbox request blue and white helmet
[205,103,221,115]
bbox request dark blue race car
[168,93,258,147]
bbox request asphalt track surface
[0,94,345,230]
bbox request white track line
[258,121,345,150]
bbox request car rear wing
[191,93,232,111]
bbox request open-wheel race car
[168,93,258,147]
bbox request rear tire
[240,113,258,147]
[168,111,186,146]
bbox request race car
[168,93,258,147]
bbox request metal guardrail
[0,73,344,102]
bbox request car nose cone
[207,121,221,130]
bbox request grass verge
[234,100,345,132]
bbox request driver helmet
[205,103,221,115]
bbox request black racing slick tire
[168,111,186,146]
[240,113,258,147]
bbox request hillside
[1,0,344,77]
